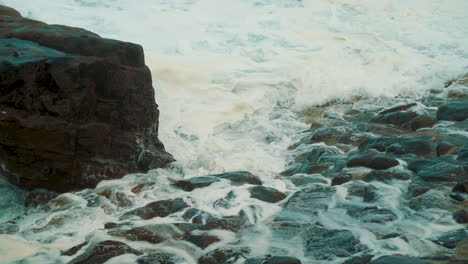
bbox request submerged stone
[68,240,142,264]
[346,150,399,170]
[172,176,220,191]
[120,198,188,220]
[211,171,262,185]
[248,186,286,203]
[437,100,468,122]
[369,255,429,264]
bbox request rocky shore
[0,5,173,192]
[1,4,468,264]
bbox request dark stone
[363,170,411,182]
[432,229,468,249]
[0,5,22,17]
[341,255,374,264]
[120,198,188,220]
[248,186,286,203]
[184,233,220,249]
[0,7,173,192]
[280,163,330,176]
[61,242,88,256]
[409,114,435,131]
[450,193,465,202]
[437,100,468,122]
[284,185,335,217]
[381,233,408,241]
[303,225,367,260]
[310,127,348,145]
[453,210,468,224]
[371,111,418,127]
[407,159,439,173]
[347,150,399,170]
[137,252,178,264]
[437,142,457,156]
[198,247,250,264]
[458,146,468,163]
[385,137,435,157]
[453,181,468,193]
[346,206,398,223]
[263,256,302,264]
[378,103,417,115]
[363,185,379,203]
[96,187,133,207]
[212,171,262,185]
[182,208,248,232]
[369,256,429,264]
[110,223,199,244]
[24,189,59,208]
[172,176,220,191]
[289,174,329,186]
[416,162,467,182]
[331,174,353,185]
[69,240,142,264]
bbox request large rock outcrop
[0,5,174,192]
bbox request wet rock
[0,7,174,192]
[284,185,335,217]
[331,174,353,185]
[437,100,468,122]
[385,137,435,157]
[62,242,88,256]
[110,223,199,243]
[381,233,408,241]
[303,225,366,260]
[294,145,342,164]
[212,171,262,185]
[346,150,399,170]
[0,5,22,16]
[363,170,411,182]
[280,163,330,176]
[24,189,59,208]
[120,198,188,220]
[131,182,156,194]
[0,220,19,234]
[341,255,374,264]
[371,111,418,127]
[173,176,220,191]
[458,146,468,164]
[369,256,429,264]
[184,233,221,249]
[409,190,454,211]
[97,187,133,207]
[453,210,468,224]
[455,240,468,260]
[289,174,329,186]
[182,208,248,232]
[248,186,286,203]
[378,103,417,116]
[262,256,302,264]
[137,252,179,264]
[408,114,435,131]
[450,193,465,202]
[407,159,440,173]
[310,127,349,145]
[346,206,398,223]
[452,181,468,193]
[415,162,467,182]
[69,240,142,264]
[437,142,458,156]
[432,229,468,249]
[363,185,380,202]
[198,247,250,264]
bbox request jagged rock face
[0,6,174,192]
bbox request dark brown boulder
[120,198,188,220]
[0,6,173,192]
[68,240,142,264]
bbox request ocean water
[0,0,467,263]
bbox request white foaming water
[0,0,467,263]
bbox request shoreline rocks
[0,5,174,192]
